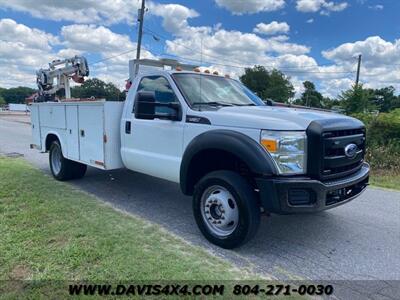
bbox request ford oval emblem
[344,143,358,158]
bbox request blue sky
[0,0,399,97]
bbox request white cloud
[0,18,58,50]
[322,36,400,67]
[61,24,134,54]
[254,21,290,35]
[306,18,314,23]
[151,5,309,67]
[60,24,155,87]
[368,4,384,10]
[148,3,199,35]
[0,18,59,87]
[0,19,154,89]
[296,0,348,13]
[0,0,141,25]
[320,36,400,96]
[215,0,285,15]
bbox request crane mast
[36,56,89,102]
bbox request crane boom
[36,56,89,102]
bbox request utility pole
[135,0,146,76]
[355,54,362,87]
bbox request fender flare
[180,129,277,195]
[43,131,66,156]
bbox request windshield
[172,73,265,108]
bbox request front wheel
[49,140,87,181]
[193,170,260,249]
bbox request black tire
[193,170,260,249]
[49,141,87,181]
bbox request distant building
[9,103,29,112]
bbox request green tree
[321,97,341,110]
[71,78,123,101]
[370,86,400,112]
[240,66,295,103]
[338,84,375,114]
[1,86,35,103]
[0,95,6,105]
[293,81,324,108]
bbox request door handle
[125,121,131,134]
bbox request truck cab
[31,59,370,249]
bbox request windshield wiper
[231,103,256,106]
[191,101,233,107]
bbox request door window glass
[136,76,178,114]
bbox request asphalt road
[1,116,399,297]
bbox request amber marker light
[261,139,278,152]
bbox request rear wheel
[49,141,87,181]
[193,170,260,249]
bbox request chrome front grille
[321,128,366,179]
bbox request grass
[0,157,259,298]
[370,170,400,191]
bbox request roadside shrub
[352,109,400,173]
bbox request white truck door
[66,105,79,160]
[122,75,184,182]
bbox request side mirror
[134,91,156,120]
[134,91,181,121]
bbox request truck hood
[196,106,362,130]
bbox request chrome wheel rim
[51,145,62,175]
[200,185,239,237]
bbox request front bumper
[256,163,370,214]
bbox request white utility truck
[31,58,369,248]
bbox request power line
[143,25,357,74]
[89,49,137,66]
[158,51,355,75]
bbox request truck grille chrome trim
[321,128,366,179]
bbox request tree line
[240,65,400,114]
[0,78,125,105]
[1,67,400,114]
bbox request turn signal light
[261,139,277,152]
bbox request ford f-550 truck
[31,59,369,249]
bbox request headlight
[260,130,307,175]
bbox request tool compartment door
[66,105,79,160]
[30,105,41,149]
[78,105,105,166]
